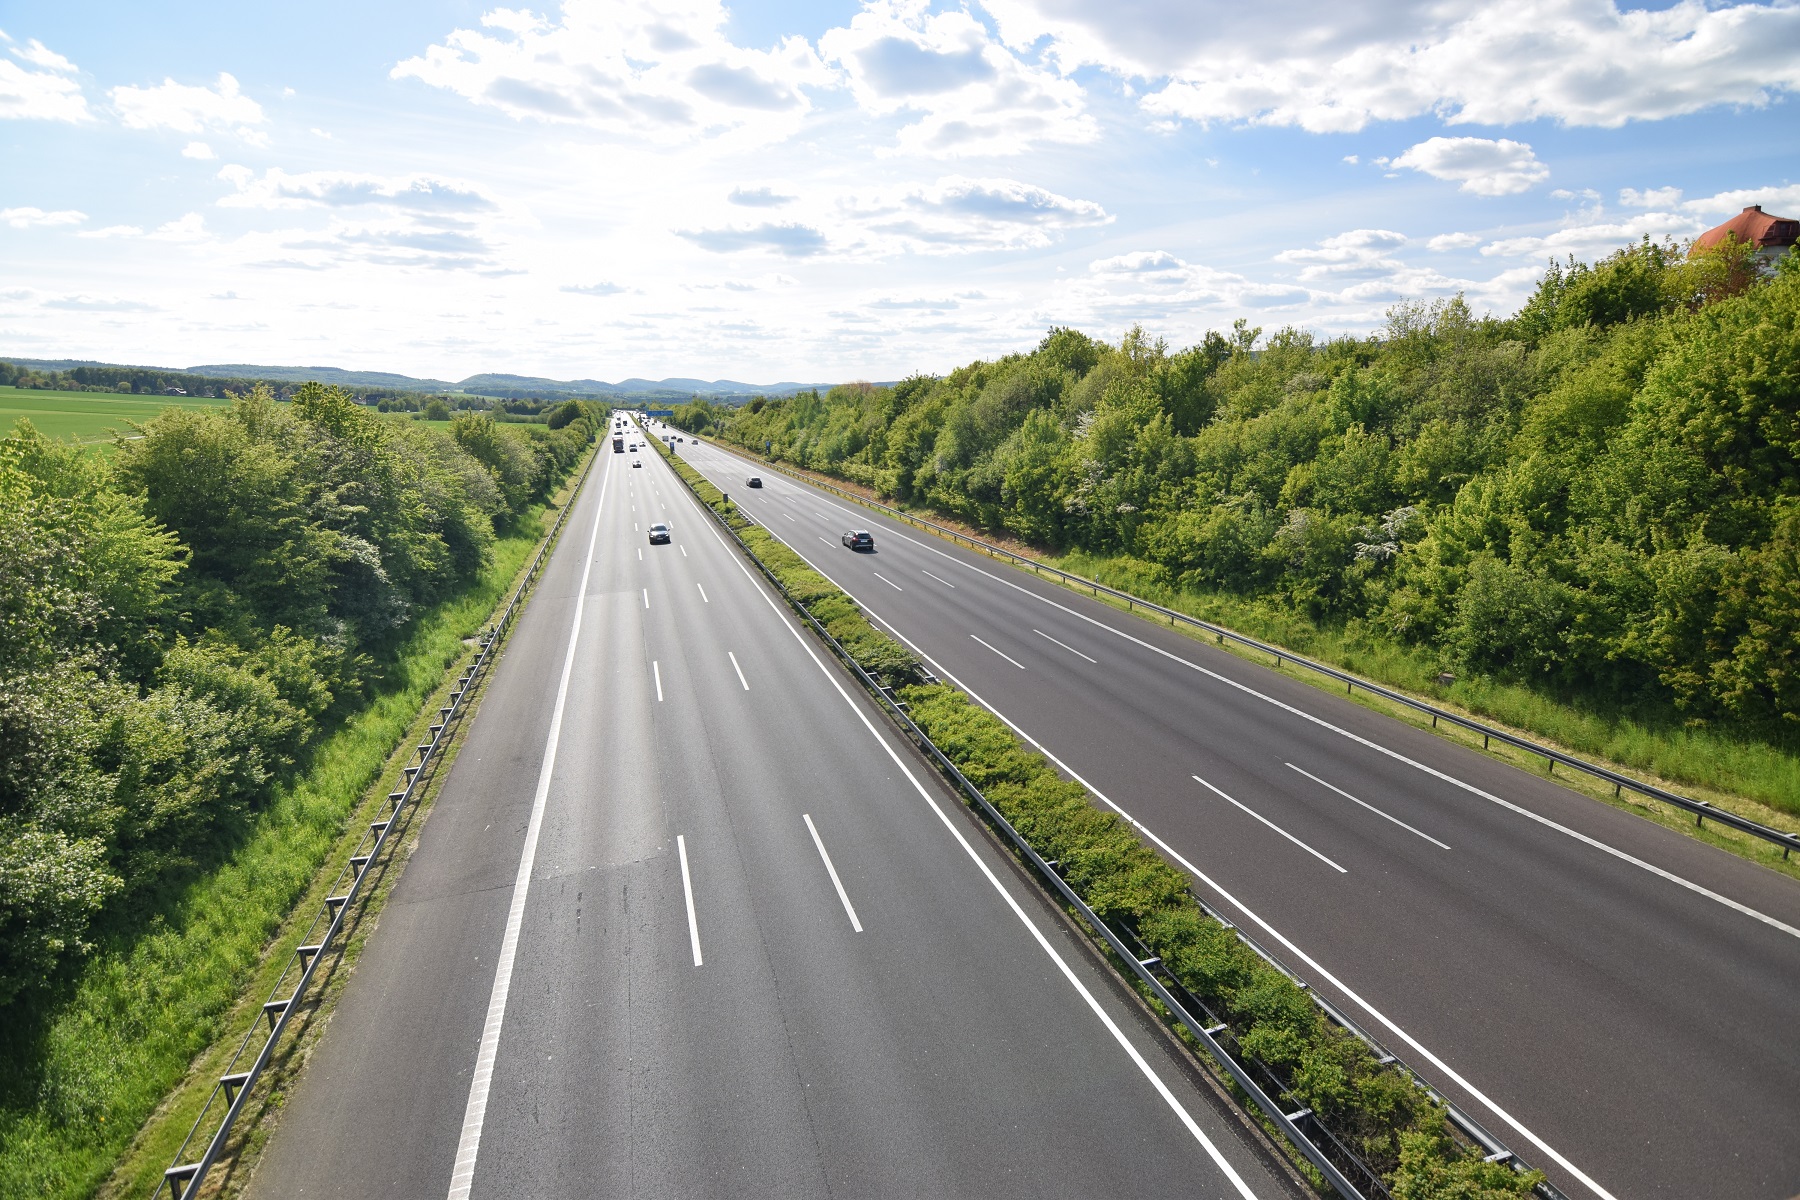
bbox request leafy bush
[0,385,599,1003]
[692,245,1800,741]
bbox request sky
[2,0,1798,384]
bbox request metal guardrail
[693,439,1799,862]
[661,446,1563,1200]
[158,444,601,1199]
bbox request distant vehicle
[632,459,642,468]
[647,523,670,544]
[613,435,624,453]
[842,530,873,551]
[746,476,762,488]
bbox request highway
[674,431,1800,1200]
[248,417,1296,1200]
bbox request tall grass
[1051,550,1800,819]
[0,505,561,1200]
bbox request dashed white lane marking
[804,814,863,932]
[922,569,956,588]
[697,583,709,604]
[1193,774,1346,873]
[874,571,903,591]
[653,660,663,702]
[971,634,1025,670]
[1287,763,1451,850]
[1033,628,1096,663]
[678,834,702,966]
[728,651,749,691]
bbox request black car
[842,530,874,551]
[647,523,670,544]
[747,476,762,488]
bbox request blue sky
[3,0,1797,383]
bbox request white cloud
[1390,137,1547,195]
[980,0,1800,133]
[818,0,1096,156]
[844,174,1111,254]
[10,37,76,73]
[148,212,208,242]
[182,140,216,159]
[1679,183,1800,217]
[1276,228,1409,281]
[1620,186,1682,208]
[678,221,830,257]
[729,185,795,207]
[217,167,498,213]
[392,0,831,145]
[111,72,264,134]
[1427,231,1482,251]
[1481,211,1697,258]
[1090,250,1192,276]
[78,224,144,239]
[43,295,158,312]
[563,281,627,295]
[0,35,89,122]
[2,206,86,228]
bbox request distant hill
[191,364,456,390]
[189,365,820,398]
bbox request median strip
[652,435,1550,1200]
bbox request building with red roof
[1691,204,1798,269]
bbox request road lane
[676,433,1800,1200]
[251,418,1295,1200]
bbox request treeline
[680,239,1800,732]
[0,386,601,1003]
[0,361,512,417]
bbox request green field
[0,386,232,445]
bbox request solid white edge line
[653,660,663,702]
[1033,627,1097,663]
[698,583,709,604]
[446,449,612,1200]
[678,834,702,966]
[697,485,1620,1200]
[1287,763,1451,850]
[729,650,749,691]
[803,813,864,932]
[1192,774,1346,873]
[873,570,903,590]
[971,633,1025,669]
[673,458,1261,1200]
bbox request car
[632,459,642,468]
[647,522,670,544]
[842,530,874,551]
[746,476,762,487]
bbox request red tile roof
[1692,205,1799,254]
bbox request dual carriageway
[246,415,1800,1199]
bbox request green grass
[1049,550,1800,826]
[0,386,231,445]
[0,476,582,1200]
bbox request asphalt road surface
[676,431,1800,1200]
[249,419,1297,1200]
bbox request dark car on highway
[647,522,670,544]
[747,476,762,487]
[842,530,873,551]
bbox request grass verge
[0,457,590,1200]
[658,437,1541,1198]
